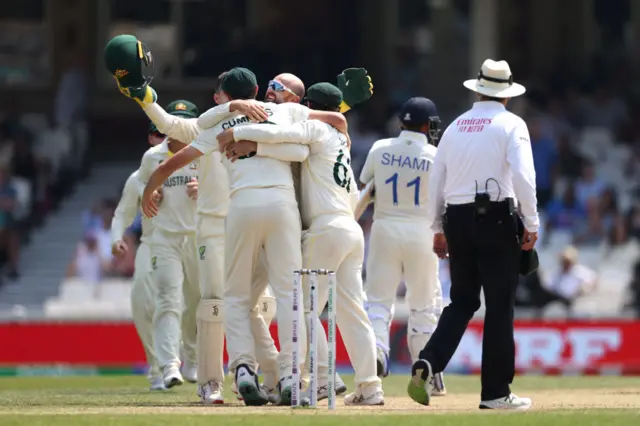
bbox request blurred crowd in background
[1,0,640,318]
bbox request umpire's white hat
[463,59,526,98]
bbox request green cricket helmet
[104,34,155,91]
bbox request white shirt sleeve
[110,172,141,245]
[285,103,311,123]
[196,103,232,129]
[234,121,324,145]
[256,143,310,162]
[190,128,220,155]
[506,119,540,232]
[359,145,375,184]
[427,135,448,234]
[142,103,201,143]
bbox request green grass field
[1,374,639,425]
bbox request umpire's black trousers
[419,200,521,400]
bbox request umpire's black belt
[445,198,514,217]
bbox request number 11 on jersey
[385,173,421,206]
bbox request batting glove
[114,77,157,106]
[336,68,374,113]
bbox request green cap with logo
[221,67,258,99]
[305,82,343,109]
[104,34,154,89]
[166,100,199,119]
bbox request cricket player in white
[121,80,279,404]
[222,82,384,405]
[358,97,446,395]
[111,167,166,390]
[142,68,344,406]
[136,103,201,388]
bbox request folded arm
[233,121,325,145]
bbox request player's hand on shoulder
[226,140,257,162]
[111,240,128,257]
[217,129,235,152]
[187,178,198,200]
[230,99,268,122]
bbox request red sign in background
[2,320,640,374]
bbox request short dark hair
[215,71,228,93]
[401,122,424,132]
[306,101,340,112]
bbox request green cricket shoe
[407,359,433,406]
[236,364,269,406]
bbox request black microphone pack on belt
[474,179,539,276]
[473,179,499,217]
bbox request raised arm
[142,103,200,143]
[256,143,310,162]
[287,102,347,133]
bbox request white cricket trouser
[131,242,159,380]
[149,229,200,370]
[364,219,442,361]
[224,188,303,379]
[302,214,380,386]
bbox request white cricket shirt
[190,102,310,201]
[233,120,357,228]
[143,103,229,218]
[137,140,197,234]
[110,170,155,245]
[360,130,436,222]
[427,101,539,233]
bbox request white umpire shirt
[427,100,539,234]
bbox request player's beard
[264,91,277,103]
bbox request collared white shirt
[427,101,539,233]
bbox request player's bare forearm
[308,111,347,134]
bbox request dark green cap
[104,34,154,89]
[221,67,258,99]
[305,82,343,109]
[166,100,199,119]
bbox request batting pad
[258,295,277,325]
[196,299,225,384]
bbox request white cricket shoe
[479,393,532,410]
[162,366,184,389]
[198,380,224,405]
[431,372,447,396]
[317,374,348,401]
[181,362,197,383]
[344,383,384,406]
[149,377,166,391]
